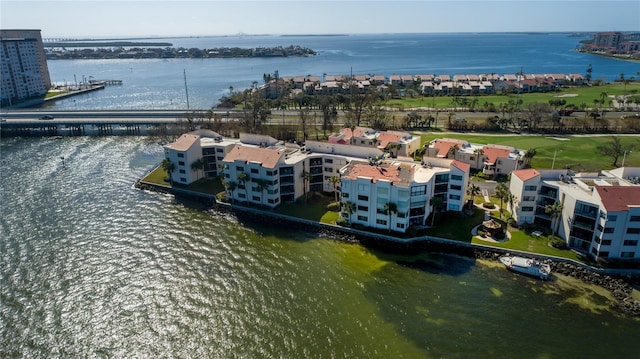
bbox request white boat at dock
[499,256,551,280]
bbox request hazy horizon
[2,1,638,38]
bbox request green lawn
[276,193,340,224]
[140,166,225,195]
[417,133,640,171]
[140,165,170,186]
[472,231,582,261]
[386,82,640,110]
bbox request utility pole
[184,69,190,111]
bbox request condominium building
[1,29,51,106]
[328,127,421,158]
[427,138,523,175]
[340,158,470,232]
[509,167,640,260]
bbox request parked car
[40,115,54,120]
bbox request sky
[1,0,638,38]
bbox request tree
[473,148,484,170]
[447,145,459,159]
[596,136,635,167]
[225,180,237,203]
[523,148,536,168]
[384,202,398,232]
[191,158,204,179]
[328,175,341,203]
[430,196,444,227]
[161,158,175,183]
[342,201,355,224]
[237,171,249,201]
[585,64,593,83]
[494,183,510,218]
[545,201,563,237]
[254,178,269,206]
[467,184,481,209]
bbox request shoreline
[135,179,640,317]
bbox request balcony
[574,209,598,220]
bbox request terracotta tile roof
[167,134,200,151]
[451,160,470,173]
[223,145,284,169]
[376,132,401,148]
[431,139,467,158]
[342,162,414,186]
[513,169,540,182]
[595,186,640,212]
[482,146,512,165]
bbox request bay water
[42,33,640,110]
[1,136,639,358]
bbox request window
[435,174,449,183]
[621,252,635,258]
[449,194,461,200]
[266,170,273,176]
[238,193,246,198]
[623,240,638,246]
[177,153,184,158]
[522,196,535,202]
[397,212,406,218]
[179,169,186,174]
[451,174,463,181]
[497,160,502,165]
[604,227,614,233]
[217,156,224,161]
[522,206,534,212]
[358,183,369,192]
[252,196,260,201]
[396,223,405,229]
[324,158,333,164]
[357,215,368,221]
[525,185,537,191]
[358,195,368,201]
[626,228,640,234]
[342,192,350,198]
[324,167,333,172]
[376,219,387,225]
[630,216,640,222]
[449,204,460,211]
[377,187,388,196]
[250,168,259,174]
[225,173,230,178]
[357,205,368,211]
[450,184,462,191]
[178,161,185,166]
[236,166,243,171]
[602,240,612,246]
[411,186,426,196]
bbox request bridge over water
[0,110,239,137]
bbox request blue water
[44,33,639,110]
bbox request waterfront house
[164,133,202,185]
[509,167,640,261]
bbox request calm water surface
[42,33,640,110]
[1,136,639,358]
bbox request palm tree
[384,202,398,232]
[495,182,510,218]
[473,148,484,170]
[467,184,481,209]
[302,170,310,202]
[254,178,269,206]
[523,148,536,168]
[545,201,563,237]
[161,158,175,184]
[430,196,444,227]
[226,181,237,203]
[327,175,340,203]
[237,171,249,201]
[191,158,204,179]
[342,201,355,224]
[447,144,459,159]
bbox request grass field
[386,82,640,110]
[415,133,639,171]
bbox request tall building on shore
[1,29,51,107]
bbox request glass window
[525,185,537,191]
[451,174,463,181]
[623,240,638,246]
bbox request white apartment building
[164,133,203,185]
[340,158,470,232]
[509,167,640,260]
[1,29,51,106]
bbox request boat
[499,256,551,280]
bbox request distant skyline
[1,0,638,38]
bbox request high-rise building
[1,29,51,106]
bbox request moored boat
[499,256,551,280]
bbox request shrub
[326,202,341,212]
[483,202,495,209]
[549,237,567,249]
[336,217,348,226]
